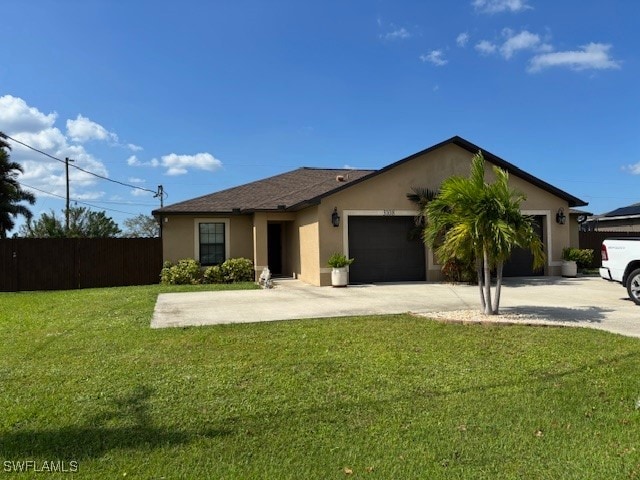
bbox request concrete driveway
[152,276,640,338]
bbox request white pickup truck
[600,238,640,305]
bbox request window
[199,222,225,266]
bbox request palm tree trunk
[493,261,503,314]
[476,257,486,311]
[483,247,493,315]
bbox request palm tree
[0,133,36,238]
[406,186,438,240]
[424,151,545,315]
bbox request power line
[1,132,66,164]
[83,199,158,207]
[2,133,158,195]
[18,181,138,216]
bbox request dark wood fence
[0,238,162,292]
[579,231,640,268]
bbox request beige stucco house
[153,136,587,286]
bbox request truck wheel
[627,268,640,306]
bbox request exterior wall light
[331,207,340,227]
[556,208,566,225]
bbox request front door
[267,223,283,275]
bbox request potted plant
[561,247,579,278]
[327,253,354,287]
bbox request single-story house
[583,202,640,232]
[153,136,588,286]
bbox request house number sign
[383,210,395,216]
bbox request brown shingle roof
[154,167,375,215]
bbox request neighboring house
[583,202,640,232]
[153,136,588,286]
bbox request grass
[1,284,640,479]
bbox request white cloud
[380,26,411,41]
[72,191,106,201]
[161,153,223,176]
[528,43,621,73]
[420,50,448,66]
[127,143,143,152]
[475,29,551,59]
[500,29,548,59]
[0,95,111,204]
[456,32,470,47]
[66,114,118,143]
[623,162,640,175]
[128,177,146,184]
[131,188,153,197]
[127,155,159,167]
[0,95,57,133]
[475,40,497,55]
[472,0,532,14]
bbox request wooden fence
[579,231,640,268]
[0,238,162,292]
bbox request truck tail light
[601,244,608,261]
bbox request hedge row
[160,258,254,285]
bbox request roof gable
[331,136,587,207]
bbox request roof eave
[599,214,640,222]
[153,209,250,217]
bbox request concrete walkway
[152,276,640,338]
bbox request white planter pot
[331,267,349,287]
[561,260,577,278]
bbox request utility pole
[65,157,74,233]
[155,185,164,208]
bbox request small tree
[424,152,545,315]
[122,214,160,237]
[0,133,36,238]
[21,206,121,238]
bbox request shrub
[575,249,594,269]
[221,258,254,283]
[441,258,477,284]
[203,265,225,284]
[160,258,202,285]
[562,248,594,269]
[327,253,355,268]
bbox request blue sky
[1,0,638,233]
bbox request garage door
[347,216,426,283]
[503,215,545,277]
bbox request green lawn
[1,284,639,479]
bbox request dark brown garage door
[347,216,426,283]
[503,215,545,277]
